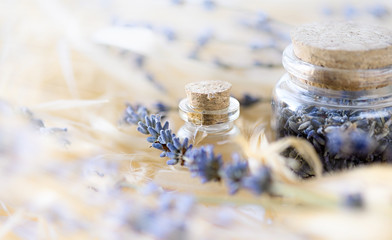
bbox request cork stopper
[185,80,232,111]
[180,80,237,125]
[290,21,392,90]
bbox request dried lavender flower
[185,145,223,183]
[326,128,376,157]
[274,100,392,172]
[243,167,271,195]
[124,105,274,195]
[222,153,249,194]
[124,104,149,125]
[123,105,192,165]
[342,193,364,209]
[238,93,261,107]
[165,136,192,165]
[153,101,171,119]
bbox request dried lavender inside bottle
[272,21,392,175]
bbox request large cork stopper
[184,80,232,125]
[291,21,392,90]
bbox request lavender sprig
[153,101,172,119]
[124,104,149,125]
[123,105,271,195]
[123,105,192,165]
[185,145,271,196]
[242,167,271,195]
[342,193,364,209]
[238,93,262,107]
[185,145,223,183]
[221,154,249,195]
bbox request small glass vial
[177,80,242,160]
[272,21,392,174]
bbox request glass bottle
[177,96,241,160]
[272,21,392,174]
[176,80,242,161]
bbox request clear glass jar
[272,45,392,174]
[177,97,242,161]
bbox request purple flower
[238,93,261,107]
[343,193,363,209]
[326,129,375,157]
[124,104,192,165]
[185,145,222,183]
[243,167,271,195]
[123,104,148,125]
[222,154,249,194]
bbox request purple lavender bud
[182,138,189,149]
[162,121,169,130]
[223,154,249,194]
[166,142,178,153]
[152,143,164,150]
[239,93,261,107]
[166,159,178,165]
[185,145,222,183]
[243,167,271,195]
[147,126,159,138]
[343,193,364,209]
[145,115,152,127]
[158,130,168,144]
[173,137,182,150]
[147,136,157,143]
[137,126,149,135]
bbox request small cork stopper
[184,80,232,125]
[291,21,392,90]
[185,80,231,111]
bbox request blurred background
[0,0,392,239]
